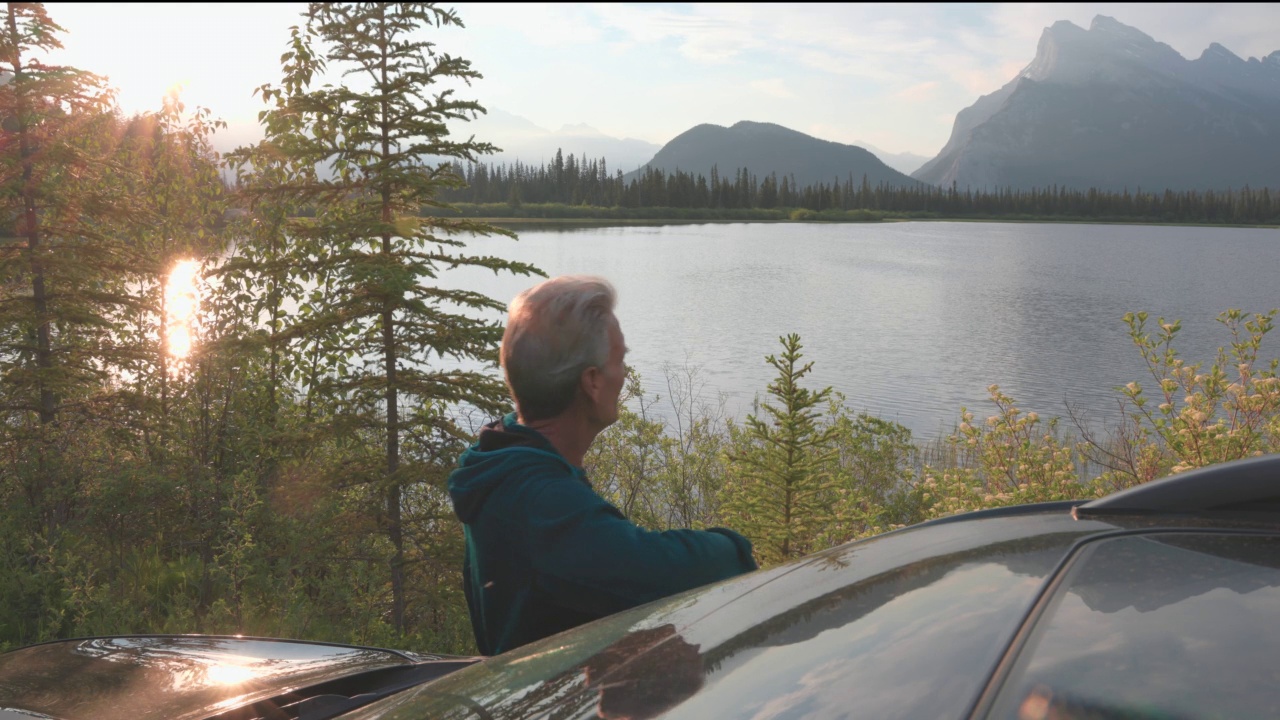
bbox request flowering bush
[1087,309,1280,490]
[919,385,1097,519]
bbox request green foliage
[586,365,731,531]
[825,398,922,537]
[721,335,841,565]
[919,385,1095,519]
[1085,308,1280,488]
[585,368,672,529]
[434,155,1280,225]
[235,1,541,635]
[0,3,121,430]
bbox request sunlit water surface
[434,221,1280,440]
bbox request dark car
[2,455,1278,720]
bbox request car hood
[0,636,424,720]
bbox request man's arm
[525,476,758,618]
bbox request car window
[988,533,1280,720]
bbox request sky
[41,3,1280,159]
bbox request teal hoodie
[448,413,757,656]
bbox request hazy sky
[43,3,1280,158]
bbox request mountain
[913,16,1280,191]
[625,121,924,189]
[856,142,930,175]
[448,109,660,174]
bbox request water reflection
[582,625,704,720]
[992,534,1280,720]
[165,258,201,359]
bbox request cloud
[750,78,795,99]
[590,3,766,63]
[894,81,940,103]
[453,4,1277,161]
[456,2,602,48]
[43,1,1280,167]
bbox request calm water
[436,221,1280,439]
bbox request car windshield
[989,533,1280,720]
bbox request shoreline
[472,216,1280,230]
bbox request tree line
[435,150,1280,224]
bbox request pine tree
[0,3,135,534]
[723,334,840,565]
[253,2,540,634]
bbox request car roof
[349,507,1112,719]
[353,455,1280,719]
[1079,453,1280,514]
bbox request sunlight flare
[205,663,255,685]
[165,259,201,359]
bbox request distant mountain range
[624,121,923,189]
[856,144,930,176]
[452,109,930,179]
[448,109,660,174]
[913,15,1280,191]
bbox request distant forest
[435,150,1280,225]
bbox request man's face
[594,314,628,429]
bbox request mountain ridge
[913,15,1280,191]
[625,120,924,190]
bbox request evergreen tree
[253,2,540,634]
[0,3,131,535]
[723,334,840,565]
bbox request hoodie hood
[448,413,582,524]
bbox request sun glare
[206,663,256,685]
[165,259,201,359]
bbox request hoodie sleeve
[524,474,758,617]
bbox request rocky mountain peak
[913,15,1280,192]
[1088,14,1156,44]
[1199,42,1244,65]
[1028,15,1187,84]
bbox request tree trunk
[379,19,406,635]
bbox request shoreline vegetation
[428,202,1280,229]
[427,154,1280,227]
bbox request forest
[2,2,1278,657]
[432,152,1280,225]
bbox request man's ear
[579,365,602,402]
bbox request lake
[436,221,1280,440]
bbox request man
[448,275,758,656]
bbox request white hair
[501,275,617,421]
